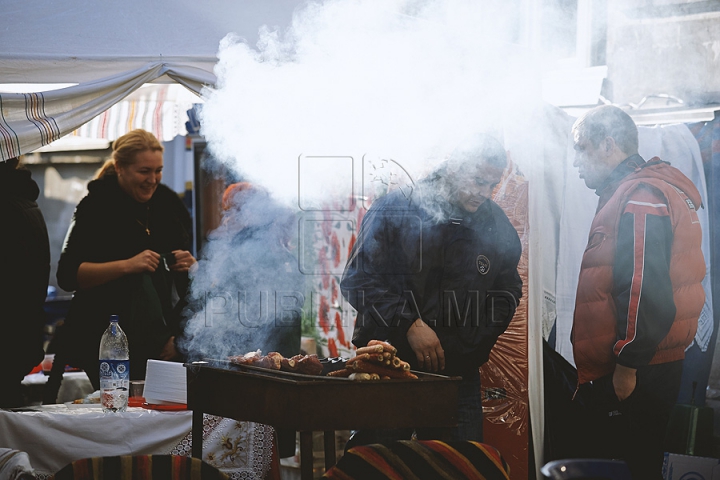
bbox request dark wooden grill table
[186,361,461,480]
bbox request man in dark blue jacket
[341,134,522,445]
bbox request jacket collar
[595,153,646,197]
[446,199,493,226]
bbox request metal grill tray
[186,359,462,431]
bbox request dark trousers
[576,360,683,480]
[344,370,483,450]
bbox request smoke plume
[183,0,550,360]
[199,0,544,203]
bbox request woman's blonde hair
[95,129,164,179]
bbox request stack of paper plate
[143,360,186,405]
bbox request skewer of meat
[295,354,324,375]
[367,340,397,354]
[347,360,418,379]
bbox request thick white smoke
[200,0,545,204]
[184,0,550,360]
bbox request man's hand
[406,318,445,372]
[613,364,637,401]
[159,336,179,361]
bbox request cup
[41,354,55,374]
[300,336,317,356]
[130,380,145,398]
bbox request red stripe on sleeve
[614,212,647,356]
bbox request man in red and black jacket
[571,105,705,479]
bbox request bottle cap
[110,314,119,322]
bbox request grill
[186,359,462,479]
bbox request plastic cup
[41,354,55,373]
[130,380,145,398]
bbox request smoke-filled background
[181,183,302,360]
[200,0,547,202]
[179,0,554,360]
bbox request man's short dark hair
[422,134,507,192]
[573,105,639,155]
[447,133,507,171]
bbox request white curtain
[0,62,215,161]
[504,103,575,478]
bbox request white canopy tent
[1,0,304,84]
[0,0,304,159]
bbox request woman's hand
[159,336,180,361]
[125,250,161,274]
[77,250,159,289]
[407,318,445,372]
[170,250,197,273]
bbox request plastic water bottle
[99,315,129,412]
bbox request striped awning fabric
[72,84,199,143]
[0,62,212,161]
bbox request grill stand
[186,362,460,479]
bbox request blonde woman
[46,130,195,399]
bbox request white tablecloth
[0,406,277,480]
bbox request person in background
[183,181,301,458]
[571,105,705,479]
[45,129,195,401]
[341,133,522,446]
[219,181,301,358]
[0,157,50,408]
